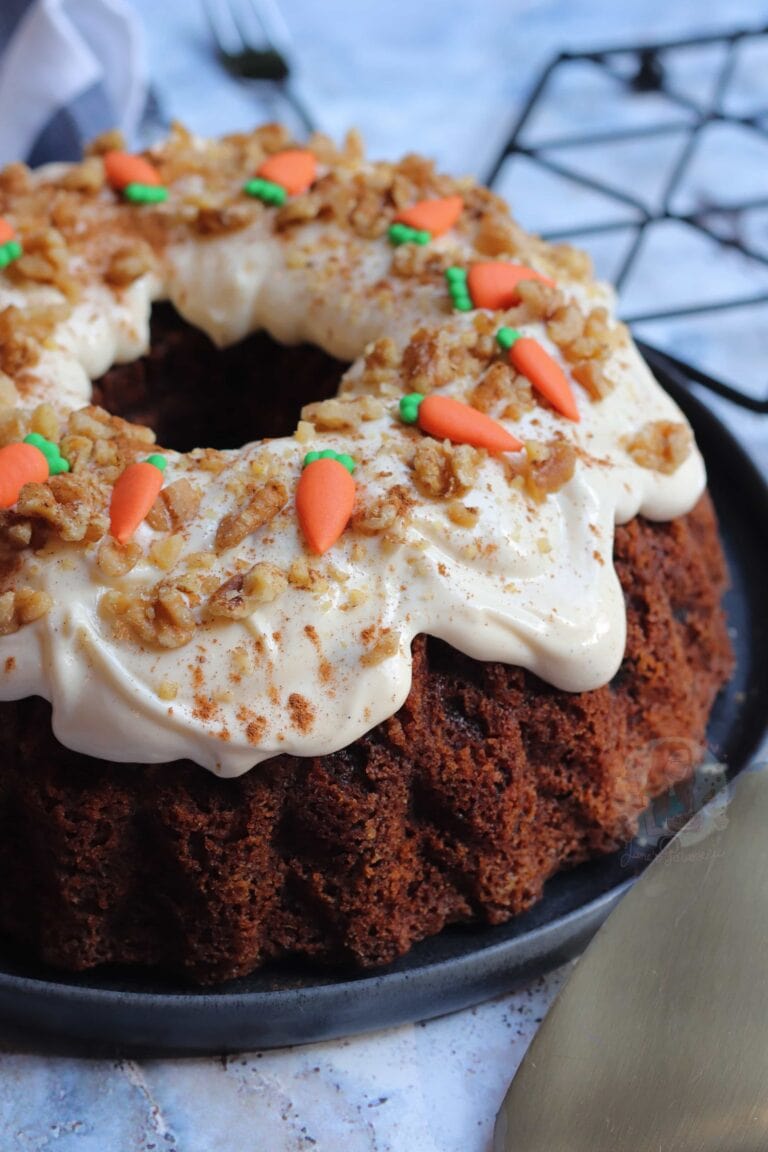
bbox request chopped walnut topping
[157,680,178,701]
[86,128,126,156]
[275,192,322,230]
[215,480,287,552]
[287,557,328,593]
[59,157,104,192]
[447,501,479,528]
[101,584,195,649]
[58,434,93,473]
[352,484,414,535]
[16,473,108,543]
[361,629,399,666]
[0,373,19,409]
[390,244,457,280]
[0,586,52,636]
[571,359,614,400]
[624,421,692,475]
[402,326,491,395]
[149,533,184,571]
[294,420,315,444]
[411,438,482,499]
[469,361,534,420]
[205,562,287,620]
[0,407,28,448]
[155,478,201,531]
[29,403,59,441]
[194,203,256,236]
[105,241,155,287]
[341,337,401,398]
[10,228,77,299]
[547,301,583,347]
[145,497,171,533]
[0,306,44,376]
[0,516,32,549]
[510,441,577,501]
[300,395,383,430]
[97,538,142,577]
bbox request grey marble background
[1,1,766,1148]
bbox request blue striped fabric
[0,0,32,44]
[1,0,121,165]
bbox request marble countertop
[1,1,767,1148]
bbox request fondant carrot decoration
[103,151,168,203]
[445,262,554,311]
[497,328,579,422]
[399,393,523,453]
[0,435,69,508]
[467,262,555,309]
[109,454,167,544]
[0,217,22,268]
[389,196,463,245]
[296,450,356,555]
[245,150,318,205]
[257,150,317,196]
[0,443,48,509]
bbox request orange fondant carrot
[505,334,579,422]
[394,195,463,238]
[103,151,163,191]
[296,454,356,555]
[257,149,317,196]
[109,456,166,544]
[0,218,16,245]
[0,442,49,508]
[467,262,555,311]
[400,393,522,453]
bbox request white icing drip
[0,168,705,776]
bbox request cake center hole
[92,304,348,453]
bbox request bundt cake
[0,124,732,982]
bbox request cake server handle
[494,760,768,1152]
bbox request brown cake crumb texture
[0,491,731,983]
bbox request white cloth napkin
[0,0,147,166]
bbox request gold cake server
[495,763,768,1152]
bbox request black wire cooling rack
[486,25,768,413]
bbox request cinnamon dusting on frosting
[0,124,706,775]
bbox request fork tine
[247,0,294,61]
[227,0,268,61]
[244,0,316,134]
[204,0,317,136]
[202,0,242,59]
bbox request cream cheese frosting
[0,128,705,776]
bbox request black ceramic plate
[0,357,765,1055]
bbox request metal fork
[202,0,315,137]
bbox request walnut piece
[411,439,482,499]
[101,584,196,649]
[510,441,577,502]
[215,480,287,552]
[300,395,383,430]
[361,630,399,666]
[205,562,288,621]
[16,473,108,543]
[105,241,155,287]
[0,587,52,635]
[97,538,142,577]
[156,478,202,530]
[624,421,692,475]
[469,361,534,420]
[352,485,413,536]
